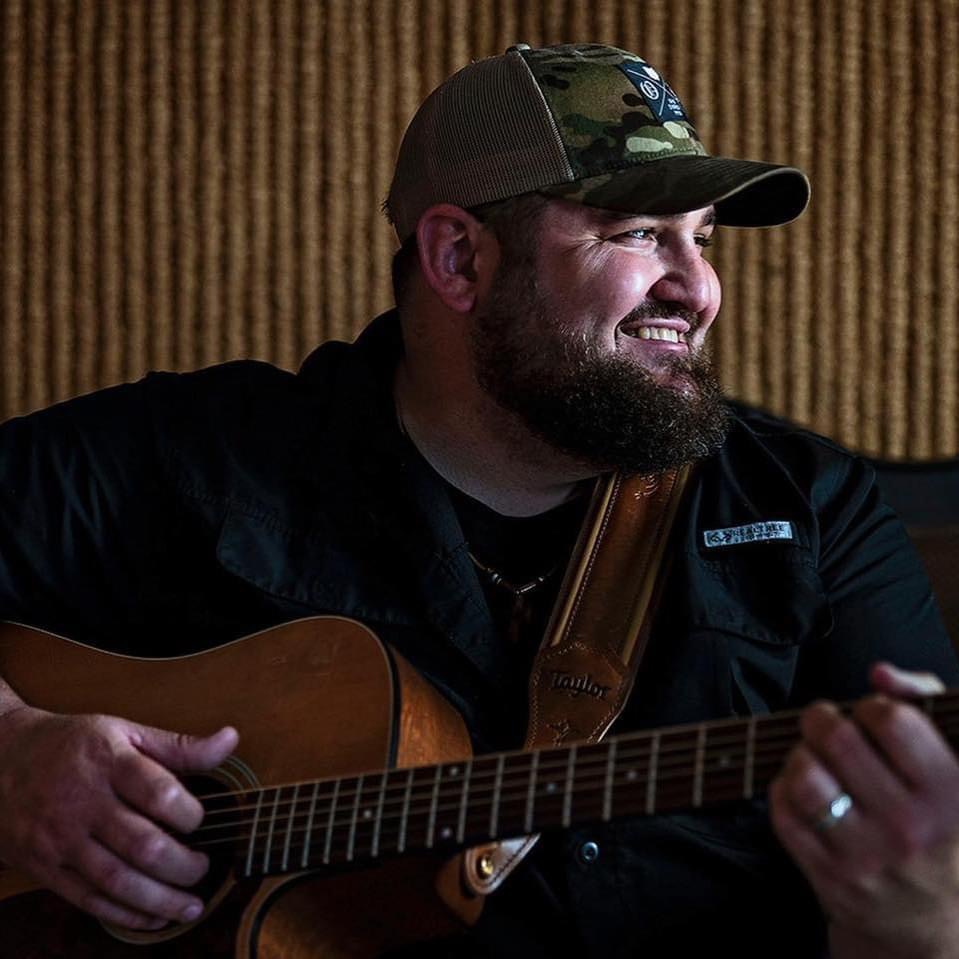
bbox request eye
[615,227,657,243]
[610,225,716,250]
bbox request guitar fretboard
[189,692,959,878]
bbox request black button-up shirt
[1,312,955,957]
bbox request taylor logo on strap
[703,520,795,548]
[549,669,612,700]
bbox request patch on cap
[618,61,689,123]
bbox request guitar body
[0,618,477,958]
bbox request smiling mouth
[623,327,686,344]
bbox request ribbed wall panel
[1,0,957,458]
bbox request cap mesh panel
[387,52,573,241]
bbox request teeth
[634,327,682,343]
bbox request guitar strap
[460,464,693,896]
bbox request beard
[471,259,731,476]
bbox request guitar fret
[645,733,660,815]
[426,765,442,847]
[398,768,414,853]
[456,759,472,843]
[744,717,757,798]
[245,789,266,877]
[371,771,388,858]
[281,784,299,872]
[603,739,617,821]
[261,787,281,873]
[524,752,540,833]
[346,774,364,862]
[562,745,577,828]
[693,726,706,807]
[300,781,320,869]
[322,779,340,865]
[490,754,504,838]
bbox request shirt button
[577,841,600,865]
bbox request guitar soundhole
[101,773,246,945]
[186,773,243,904]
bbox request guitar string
[191,701,959,828]
[188,763,788,856]
[188,710,804,805]
[182,747,872,859]
[190,694,959,807]
[190,709,959,840]
[189,734,959,861]
[192,722,804,826]
[184,715,959,850]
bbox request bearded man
[0,42,957,959]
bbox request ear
[415,204,497,313]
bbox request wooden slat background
[1,0,956,457]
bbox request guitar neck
[200,690,959,879]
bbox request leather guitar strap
[461,464,693,896]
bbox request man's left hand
[770,663,959,959]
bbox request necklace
[468,550,559,597]
[398,389,561,599]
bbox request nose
[647,248,716,318]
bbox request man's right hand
[0,704,238,931]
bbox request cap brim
[541,154,810,227]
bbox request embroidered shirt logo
[703,521,795,548]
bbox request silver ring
[813,792,854,832]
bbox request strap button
[476,852,496,879]
[577,840,600,865]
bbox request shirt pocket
[215,501,418,625]
[684,544,833,714]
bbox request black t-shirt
[445,480,590,747]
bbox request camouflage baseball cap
[386,42,809,243]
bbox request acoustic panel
[1,0,956,457]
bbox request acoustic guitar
[0,617,954,958]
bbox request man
[0,41,957,957]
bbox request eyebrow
[595,208,717,228]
